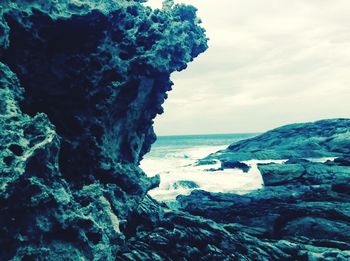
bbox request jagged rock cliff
[0,1,207,259]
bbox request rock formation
[178,120,350,260]
[1,0,349,260]
[0,1,208,259]
[200,119,350,163]
[177,158,350,259]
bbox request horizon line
[156,132,261,137]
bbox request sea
[140,133,269,202]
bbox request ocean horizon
[156,132,260,138]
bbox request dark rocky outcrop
[178,159,350,259]
[201,119,350,163]
[121,196,304,260]
[124,186,350,260]
[332,156,350,167]
[221,160,250,172]
[178,120,350,260]
[0,1,208,259]
[172,180,199,189]
[258,160,350,186]
[199,159,251,173]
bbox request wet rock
[122,204,304,260]
[180,119,350,259]
[205,167,223,172]
[122,196,350,260]
[178,158,350,258]
[333,156,350,166]
[172,180,199,189]
[258,163,305,186]
[195,159,217,166]
[178,186,350,250]
[258,161,350,186]
[221,160,250,172]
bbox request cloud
[146,0,350,135]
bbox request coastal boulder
[173,180,199,189]
[221,160,250,172]
[204,119,350,162]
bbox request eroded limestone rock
[0,1,207,259]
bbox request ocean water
[140,133,270,202]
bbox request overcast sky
[145,0,350,135]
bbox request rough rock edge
[201,118,350,163]
[0,1,209,259]
[178,138,350,259]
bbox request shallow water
[141,134,339,202]
[141,134,338,202]
[141,133,268,202]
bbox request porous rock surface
[0,0,209,259]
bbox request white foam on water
[141,139,336,202]
[140,145,283,202]
[306,157,336,163]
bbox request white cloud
[146,0,350,135]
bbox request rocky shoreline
[0,0,349,260]
[176,120,350,259]
[122,120,350,260]
[200,119,350,163]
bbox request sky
[145,0,350,136]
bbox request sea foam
[140,134,268,202]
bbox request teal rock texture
[2,0,349,260]
[179,120,350,260]
[201,118,350,163]
[178,159,350,259]
[0,1,208,259]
